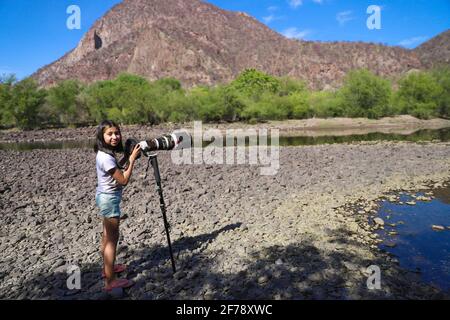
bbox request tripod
[144,153,177,274]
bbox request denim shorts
[95,191,122,218]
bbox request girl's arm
[109,145,141,186]
[109,161,134,186]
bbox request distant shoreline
[1,115,449,143]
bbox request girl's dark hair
[94,120,124,157]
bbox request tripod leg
[149,155,177,274]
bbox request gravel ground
[0,141,449,300]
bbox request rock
[387,196,398,203]
[373,218,384,226]
[275,259,284,266]
[431,225,445,231]
[343,261,358,271]
[416,196,432,202]
[145,283,155,292]
[174,271,186,280]
[387,223,397,227]
[171,283,184,294]
[257,275,269,284]
[405,201,416,205]
[153,286,164,294]
[51,259,65,269]
[64,289,81,296]
[204,291,214,300]
[384,241,397,248]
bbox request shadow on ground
[4,224,447,300]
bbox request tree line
[0,67,449,130]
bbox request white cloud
[398,36,429,48]
[336,11,354,25]
[313,0,323,3]
[263,15,275,24]
[288,0,303,9]
[268,6,278,12]
[282,27,311,40]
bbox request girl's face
[103,126,121,147]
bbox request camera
[123,130,191,162]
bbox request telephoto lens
[138,130,191,155]
[139,133,177,152]
[123,130,192,161]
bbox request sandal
[102,264,127,278]
[104,278,134,292]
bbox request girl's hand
[129,144,141,161]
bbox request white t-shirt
[96,150,123,194]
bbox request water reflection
[0,128,449,151]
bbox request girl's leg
[102,217,120,286]
[101,223,107,257]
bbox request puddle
[373,183,450,292]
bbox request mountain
[414,29,450,69]
[32,0,445,90]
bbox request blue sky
[0,0,449,79]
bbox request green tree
[230,69,281,99]
[82,79,117,123]
[430,66,450,118]
[240,91,311,121]
[0,74,17,128]
[395,71,442,119]
[338,69,392,119]
[46,80,86,125]
[278,76,307,96]
[82,73,158,124]
[153,77,182,94]
[146,77,185,123]
[9,78,47,129]
[112,74,156,124]
[308,91,345,118]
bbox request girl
[94,120,141,291]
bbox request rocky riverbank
[1,115,450,143]
[0,141,449,299]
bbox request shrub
[308,91,345,118]
[338,69,392,119]
[394,71,442,119]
